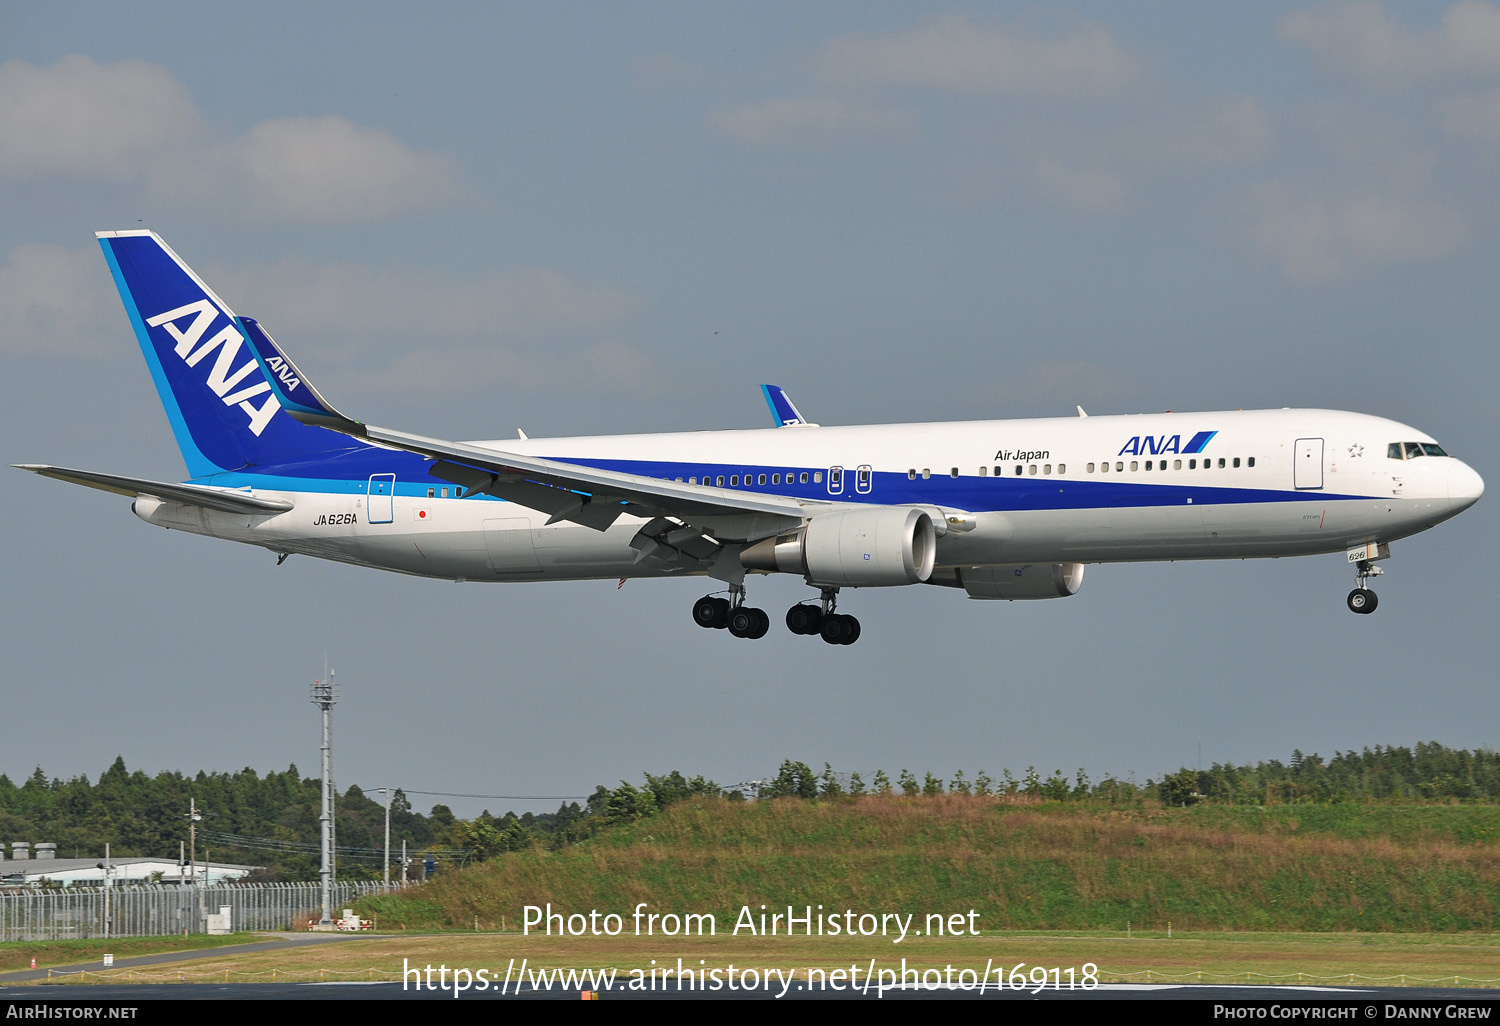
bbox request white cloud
[209,259,637,339]
[225,117,459,224]
[0,56,198,178]
[707,12,1267,217]
[711,96,917,148]
[203,257,644,393]
[1438,87,1500,138]
[1249,183,1467,283]
[819,12,1136,96]
[1281,1,1500,86]
[0,56,462,223]
[0,240,644,395]
[0,243,116,355]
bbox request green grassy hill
[357,796,1500,933]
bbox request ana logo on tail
[145,300,281,436]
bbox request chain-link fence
[0,881,394,941]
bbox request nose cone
[1448,460,1485,512]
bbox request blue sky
[3,3,1496,817]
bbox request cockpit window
[1390,440,1452,460]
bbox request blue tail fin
[97,230,354,478]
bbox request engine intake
[740,507,936,587]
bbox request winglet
[759,384,817,428]
[237,317,364,436]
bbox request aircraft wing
[15,465,294,515]
[237,317,818,538]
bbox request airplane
[17,230,1485,645]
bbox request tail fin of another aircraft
[96,230,358,479]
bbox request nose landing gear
[1347,556,1384,615]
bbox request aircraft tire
[820,614,851,645]
[728,606,758,638]
[748,608,770,639]
[841,616,861,644]
[1346,588,1378,614]
[694,596,729,629]
[786,604,822,635]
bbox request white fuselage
[133,408,1483,588]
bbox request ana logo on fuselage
[145,300,281,436]
[1118,431,1217,457]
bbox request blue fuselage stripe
[208,455,1369,512]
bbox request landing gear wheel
[1346,588,1378,614]
[841,615,861,645]
[729,606,769,638]
[786,604,822,635]
[693,596,729,629]
[821,613,856,645]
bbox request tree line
[1,743,1494,880]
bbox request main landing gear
[692,585,768,639]
[691,585,861,644]
[787,587,861,646]
[1346,558,1383,615]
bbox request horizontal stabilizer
[15,465,293,515]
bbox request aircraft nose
[1448,460,1484,511]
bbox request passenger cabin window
[772,473,780,484]
[979,466,987,477]
[950,467,959,478]
[922,468,931,479]
[813,471,823,483]
[1057,463,1065,474]
[799,472,809,484]
[908,469,917,480]
[1087,462,1096,473]
[427,488,435,497]
[1247,457,1255,468]
[1130,461,1139,471]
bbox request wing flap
[16,465,294,515]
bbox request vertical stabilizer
[97,231,355,477]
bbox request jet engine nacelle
[740,507,937,586]
[933,562,1086,600]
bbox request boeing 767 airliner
[17,231,1485,645]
